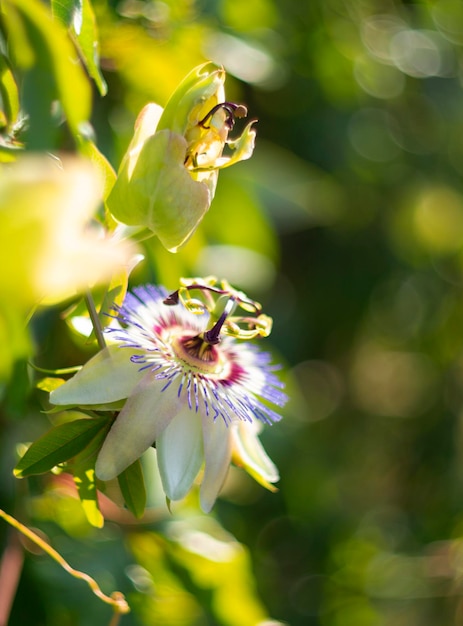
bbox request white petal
[199,416,232,513]
[50,345,145,406]
[95,373,184,480]
[232,422,279,484]
[157,406,203,501]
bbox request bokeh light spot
[350,343,438,417]
[413,186,463,255]
[348,108,400,162]
[361,14,407,63]
[353,56,405,99]
[291,360,343,423]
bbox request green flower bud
[107,63,256,252]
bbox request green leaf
[117,459,146,518]
[51,0,107,95]
[75,0,107,96]
[71,421,112,528]
[36,377,66,393]
[0,144,23,162]
[73,465,104,527]
[50,0,77,27]
[0,53,20,128]
[3,0,92,147]
[14,416,110,477]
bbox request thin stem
[85,290,106,351]
[0,509,129,616]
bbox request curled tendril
[0,508,130,617]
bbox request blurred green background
[4,0,463,624]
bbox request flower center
[172,334,223,375]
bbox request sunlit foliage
[3,0,463,625]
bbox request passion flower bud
[106,63,256,253]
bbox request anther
[163,291,180,306]
[199,102,248,131]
